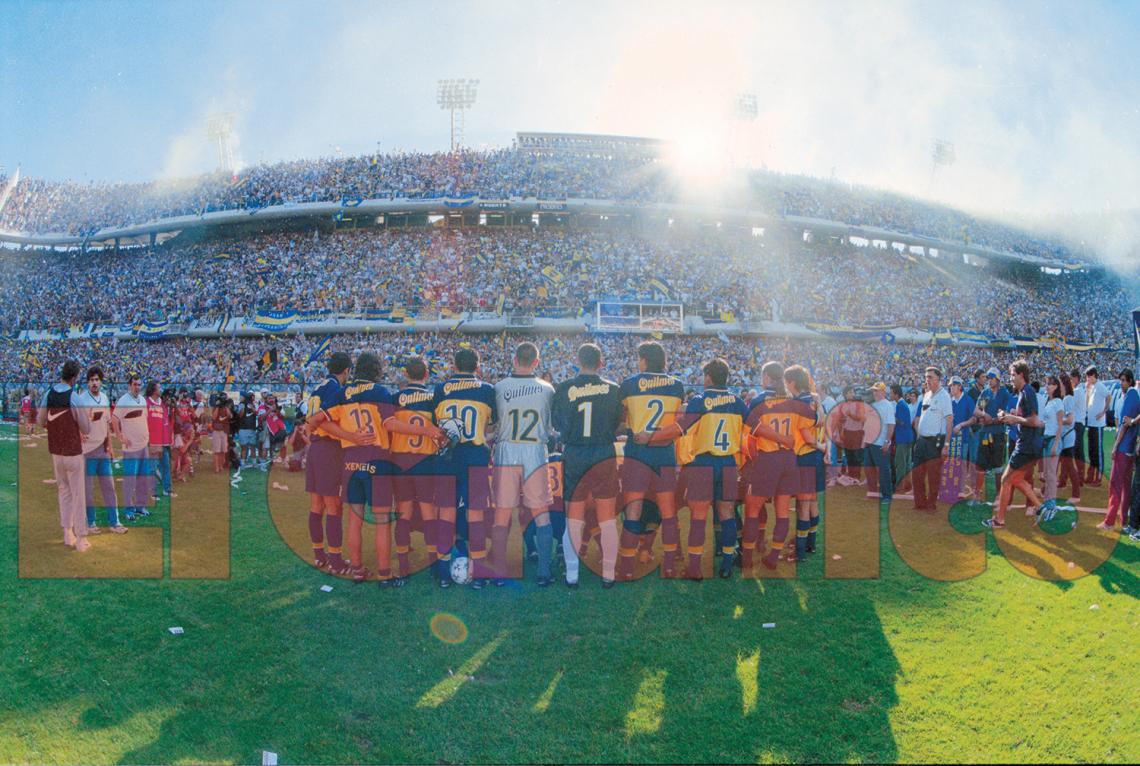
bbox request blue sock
[807,515,819,551]
[536,523,553,579]
[719,517,738,565]
[795,519,811,559]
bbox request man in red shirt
[145,382,173,498]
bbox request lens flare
[429,612,469,645]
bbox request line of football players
[299,340,828,588]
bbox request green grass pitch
[2,425,1138,764]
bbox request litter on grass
[262,751,278,766]
[762,623,776,629]
[320,585,334,593]
[168,627,184,635]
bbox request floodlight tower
[205,113,236,174]
[735,93,758,122]
[928,138,956,193]
[436,79,479,152]
[731,92,759,169]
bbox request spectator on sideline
[113,374,151,521]
[948,376,975,501]
[1102,369,1138,530]
[1083,366,1109,486]
[890,384,914,494]
[865,382,895,501]
[1070,368,1087,481]
[235,392,259,467]
[835,386,866,485]
[1039,375,1066,516]
[913,367,953,511]
[145,382,173,498]
[986,360,1044,528]
[210,393,233,473]
[37,360,92,551]
[74,366,126,534]
[1058,372,1082,504]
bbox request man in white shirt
[866,382,896,501]
[912,367,954,511]
[1084,365,1109,485]
[113,374,151,522]
[75,366,127,534]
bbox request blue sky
[3,0,1140,226]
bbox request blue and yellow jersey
[790,393,821,456]
[433,373,496,447]
[334,378,394,450]
[680,388,747,460]
[307,376,344,441]
[674,428,695,465]
[745,390,801,453]
[619,372,685,438]
[390,384,439,456]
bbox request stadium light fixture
[735,93,758,122]
[928,138,956,195]
[436,78,479,152]
[932,139,956,167]
[205,113,236,174]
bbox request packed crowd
[0,146,1093,262]
[0,227,1133,346]
[4,330,1132,400]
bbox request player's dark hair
[60,360,80,383]
[784,365,811,395]
[577,343,602,371]
[454,347,479,373]
[1070,369,1080,381]
[1030,381,1040,393]
[515,342,538,367]
[761,361,785,395]
[1084,365,1098,378]
[637,341,666,373]
[1010,359,1030,383]
[703,358,729,387]
[354,352,383,382]
[145,381,160,397]
[127,373,141,385]
[1120,369,1135,387]
[327,351,352,376]
[86,366,104,382]
[404,355,428,382]
[890,383,903,397]
[924,366,942,379]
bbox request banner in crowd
[805,322,896,341]
[251,309,298,332]
[138,319,170,340]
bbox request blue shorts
[621,443,678,496]
[439,443,490,511]
[795,450,826,495]
[681,455,739,504]
[563,443,619,504]
[391,452,441,505]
